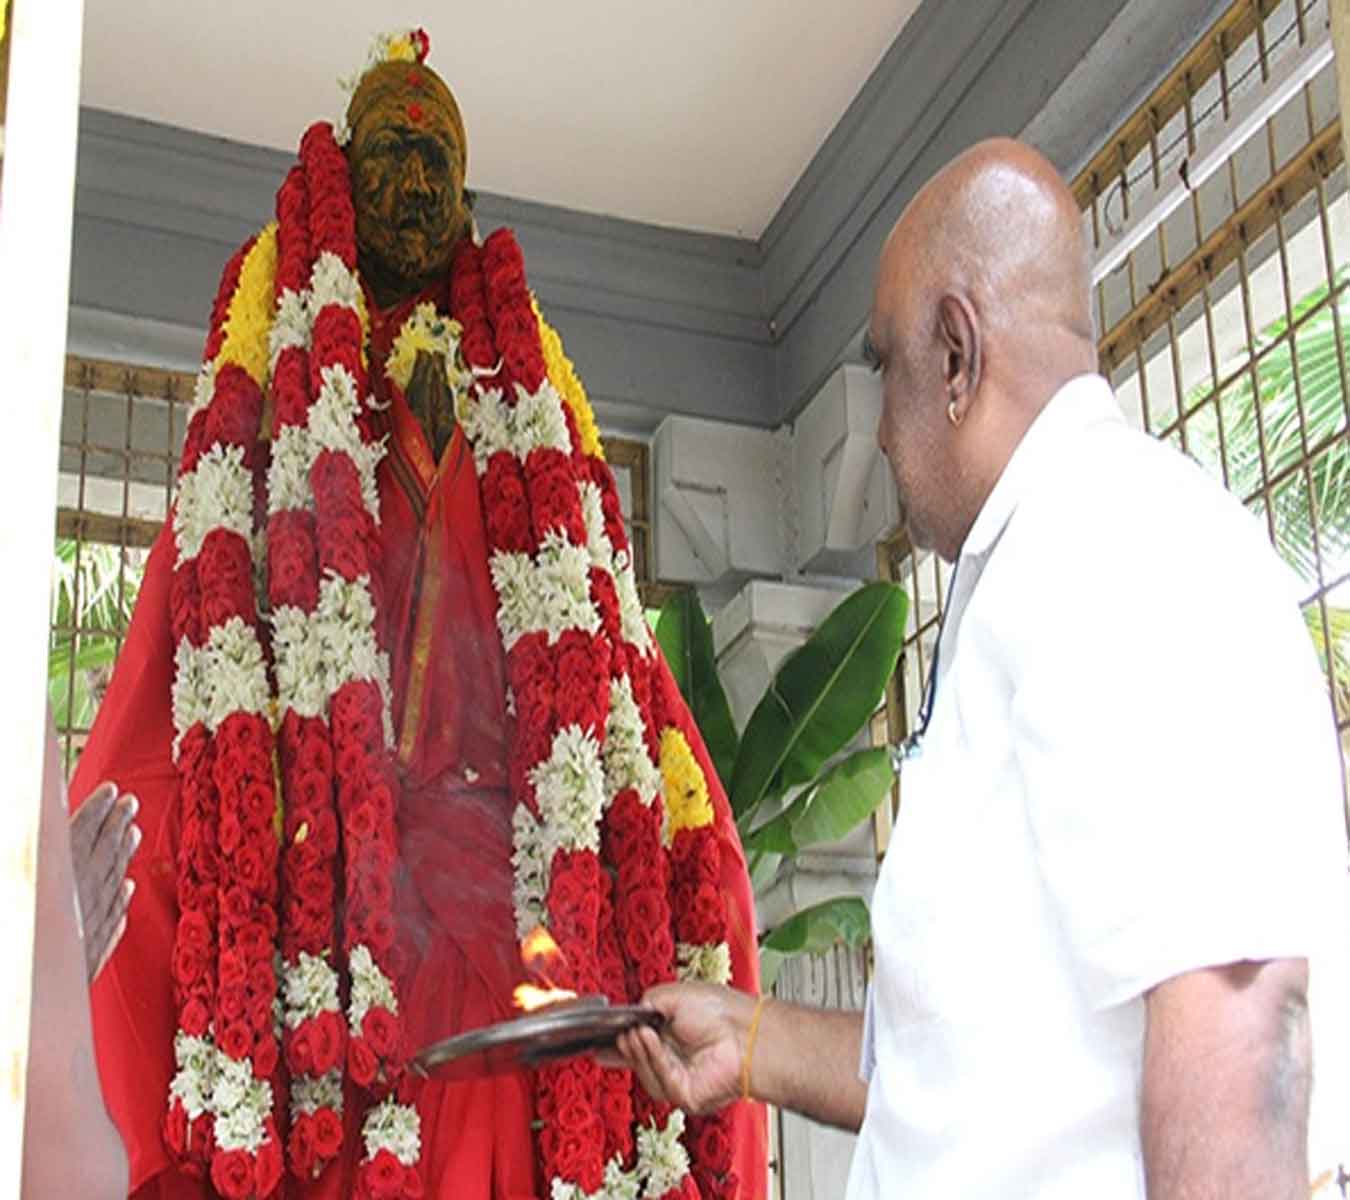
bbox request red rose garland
[268,157,349,1181]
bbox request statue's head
[346,55,471,306]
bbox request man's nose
[401,153,432,196]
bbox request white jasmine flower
[530,725,606,856]
[677,942,733,986]
[174,444,254,565]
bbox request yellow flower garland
[216,223,279,387]
[532,297,604,462]
[660,727,714,839]
[384,302,469,395]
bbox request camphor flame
[513,926,577,1012]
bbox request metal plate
[411,998,663,1081]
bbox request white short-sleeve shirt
[847,374,1348,1199]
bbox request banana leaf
[655,589,740,788]
[760,895,871,956]
[745,747,893,856]
[729,581,906,826]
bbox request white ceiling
[79,1,920,239]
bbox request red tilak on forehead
[407,102,424,124]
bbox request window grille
[52,352,656,774]
[878,0,1350,845]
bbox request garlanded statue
[75,29,765,1200]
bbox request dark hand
[407,350,457,461]
[68,781,140,982]
[613,982,756,1115]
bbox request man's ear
[937,293,980,416]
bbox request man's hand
[615,982,755,1115]
[1142,958,1312,1200]
[614,982,868,1131]
[69,781,140,982]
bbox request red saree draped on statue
[74,285,766,1200]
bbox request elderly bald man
[614,139,1346,1199]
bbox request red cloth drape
[74,284,766,1200]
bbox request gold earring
[947,398,961,427]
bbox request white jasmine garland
[174,444,255,565]
[291,1070,343,1116]
[283,951,341,1026]
[460,385,514,473]
[191,361,217,420]
[637,1110,691,1200]
[269,287,311,372]
[310,364,385,518]
[612,549,652,654]
[211,1052,273,1153]
[200,618,272,731]
[677,941,733,986]
[530,725,606,857]
[272,576,393,731]
[489,532,599,652]
[603,677,662,806]
[361,1097,422,1166]
[171,637,211,749]
[510,805,549,939]
[309,252,362,314]
[578,481,612,571]
[511,382,572,458]
[267,424,313,514]
[348,944,398,1032]
[168,1032,218,1120]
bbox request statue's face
[349,89,469,301]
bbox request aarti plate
[411,996,663,1080]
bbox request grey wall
[69,0,1229,434]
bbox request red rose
[268,509,318,610]
[198,528,257,624]
[525,448,585,544]
[552,1129,604,1195]
[366,1149,406,1200]
[172,941,208,989]
[210,1148,254,1200]
[366,910,397,957]
[311,450,363,515]
[234,844,270,894]
[682,883,726,945]
[309,1010,345,1075]
[460,326,497,369]
[295,721,333,773]
[332,681,381,748]
[504,342,547,393]
[287,1024,315,1075]
[344,800,377,844]
[288,1114,317,1177]
[599,1078,633,1157]
[294,868,335,909]
[218,983,247,1023]
[170,563,203,646]
[252,1033,279,1080]
[235,919,273,961]
[555,632,609,736]
[206,366,264,450]
[240,779,274,827]
[180,997,211,1037]
[348,1037,379,1088]
[163,1097,189,1155]
[621,920,653,964]
[691,1115,734,1173]
[482,451,533,554]
[219,1020,251,1062]
[402,1166,425,1199]
[271,348,312,432]
[313,1106,343,1157]
[362,1006,400,1058]
[254,1133,283,1199]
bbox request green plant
[48,538,143,734]
[656,582,907,985]
[1185,270,1350,721]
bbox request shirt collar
[959,372,1123,561]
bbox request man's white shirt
[848,373,1349,1198]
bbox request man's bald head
[869,138,1098,561]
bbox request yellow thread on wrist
[740,994,768,1102]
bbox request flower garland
[454,229,721,1200]
[167,223,286,1199]
[268,156,348,1183]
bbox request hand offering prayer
[613,982,758,1116]
[69,780,140,982]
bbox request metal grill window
[52,352,655,774]
[878,0,1350,840]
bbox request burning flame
[513,926,577,1012]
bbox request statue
[73,29,766,1200]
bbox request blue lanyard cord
[892,558,960,769]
